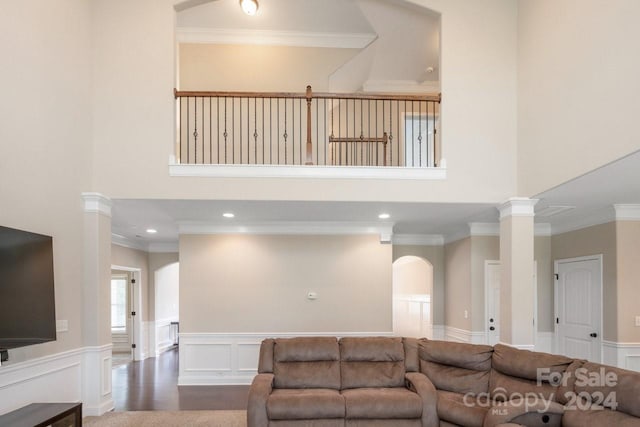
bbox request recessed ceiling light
[240,0,258,16]
[223,213,235,218]
[146,228,157,234]
[378,213,390,219]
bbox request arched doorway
[392,256,433,338]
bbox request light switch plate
[56,320,69,333]
[307,291,318,300]
[635,316,640,327]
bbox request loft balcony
[170,86,445,180]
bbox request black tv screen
[0,226,56,349]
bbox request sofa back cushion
[258,338,275,373]
[273,337,341,389]
[418,339,493,395]
[403,337,419,373]
[490,344,573,401]
[340,337,405,389]
[572,362,640,417]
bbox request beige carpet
[84,410,246,426]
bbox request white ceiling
[111,149,640,248]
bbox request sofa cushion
[489,369,557,402]
[258,339,275,373]
[418,339,493,395]
[436,390,490,427]
[403,337,420,372]
[340,337,406,389]
[556,359,585,405]
[342,387,422,419]
[572,362,640,418]
[345,420,422,427]
[273,337,341,389]
[419,339,493,371]
[492,344,573,381]
[562,407,640,427]
[267,388,345,420]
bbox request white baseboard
[602,341,640,372]
[0,344,114,417]
[178,332,393,386]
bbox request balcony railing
[174,86,441,168]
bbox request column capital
[498,197,538,220]
[82,192,112,217]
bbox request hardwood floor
[112,347,249,411]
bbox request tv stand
[0,402,82,427]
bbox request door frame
[484,260,501,345]
[112,264,143,361]
[554,254,603,362]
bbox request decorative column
[81,193,114,415]
[498,197,537,349]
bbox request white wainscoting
[155,319,177,357]
[178,332,393,386]
[602,341,640,372]
[444,326,486,344]
[0,344,114,417]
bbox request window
[111,277,127,333]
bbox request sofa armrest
[247,373,274,427]
[483,397,564,427]
[405,372,439,427]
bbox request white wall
[518,0,640,196]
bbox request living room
[1,0,639,426]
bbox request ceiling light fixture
[378,213,390,220]
[240,0,259,16]
[146,228,158,234]
[223,213,235,218]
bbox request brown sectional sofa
[247,337,640,427]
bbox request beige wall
[111,245,150,322]
[90,0,518,203]
[444,237,471,331]
[179,234,392,333]
[552,222,617,341]
[535,236,553,332]
[180,44,359,92]
[517,0,640,196]
[0,0,92,363]
[470,236,500,332]
[615,221,640,342]
[148,252,180,321]
[393,245,445,326]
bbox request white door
[555,257,602,362]
[485,261,501,346]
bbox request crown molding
[614,204,640,221]
[179,221,394,243]
[148,242,180,253]
[534,223,552,237]
[111,233,148,252]
[469,222,499,236]
[550,209,615,236]
[392,234,444,246]
[444,228,469,245]
[176,27,377,49]
[498,197,539,220]
[82,193,112,217]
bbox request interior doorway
[392,256,433,338]
[555,255,602,363]
[111,265,143,364]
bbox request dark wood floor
[112,347,249,411]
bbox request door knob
[489,326,495,331]
[489,318,494,323]
[590,333,598,338]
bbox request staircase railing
[174,86,441,168]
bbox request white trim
[362,80,440,94]
[535,223,552,236]
[176,27,378,49]
[602,341,640,372]
[169,163,447,180]
[392,234,444,246]
[614,204,640,221]
[111,233,147,252]
[0,345,113,417]
[551,211,615,236]
[111,266,144,362]
[82,192,112,217]
[148,242,179,253]
[469,222,500,236]
[178,332,393,385]
[444,229,469,245]
[443,326,485,344]
[179,221,394,241]
[484,260,501,346]
[535,332,555,354]
[498,197,539,220]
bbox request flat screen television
[0,225,56,350]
